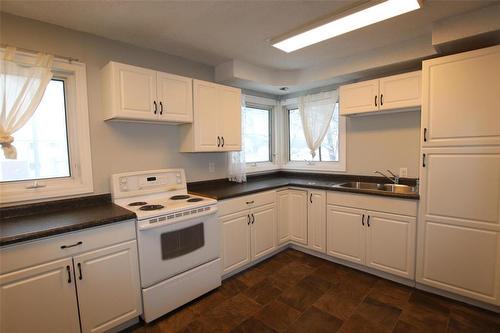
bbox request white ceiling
[0,0,495,72]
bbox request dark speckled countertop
[188,171,419,201]
[0,194,136,247]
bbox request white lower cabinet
[252,204,278,260]
[0,221,141,333]
[326,206,366,264]
[219,192,276,275]
[289,190,308,245]
[220,211,252,274]
[276,190,291,244]
[0,257,81,333]
[74,240,142,333]
[307,190,327,253]
[365,211,415,278]
[326,192,417,279]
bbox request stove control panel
[111,169,186,198]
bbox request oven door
[137,211,219,288]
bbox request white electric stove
[111,169,221,323]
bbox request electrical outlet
[399,167,408,178]
[209,162,215,173]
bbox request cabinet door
[114,62,157,120]
[221,211,252,275]
[416,147,500,305]
[276,190,290,244]
[193,80,219,151]
[251,204,277,260]
[417,223,499,305]
[289,189,308,245]
[74,240,142,333]
[218,85,242,151]
[157,72,193,123]
[308,190,326,253]
[326,205,366,264]
[0,257,80,333]
[365,211,415,278]
[379,71,421,111]
[422,45,500,147]
[339,79,379,115]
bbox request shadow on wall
[346,110,421,178]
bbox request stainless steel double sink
[335,181,417,195]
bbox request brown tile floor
[126,249,500,333]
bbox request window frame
[0,49,93,204]
[281,96,346,172]
[243,95,280,174]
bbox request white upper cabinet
[339,71,421,116]
[421,45,500,147]
[102,61,193,123]
[157,72,193,123]
[180,79,241,152]
[339,79,379,115]
[379,71,421,111]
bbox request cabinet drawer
[327,191,417,217]
[218,190,276,216]
[0,220,136,274]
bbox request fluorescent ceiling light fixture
[272,0,421,53]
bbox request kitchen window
[0,49,93,204]
[0,79,70,182]
[288,103,340,162]
[243,106,272,164]
[283,96,346,172]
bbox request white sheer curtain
[1,47,54,159]
[298,90,338,158]
[227,94,247,183]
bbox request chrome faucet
[374,170,400,184]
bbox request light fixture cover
[273,0,421,53]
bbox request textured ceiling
[0,0,494,70]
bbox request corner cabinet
[102,61,193,123]
[339,71,421,116]
[0,221,142,333]
[179,80,241,152]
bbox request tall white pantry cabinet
[416,45,500,306]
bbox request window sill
[246,162,280,174]
[281,161,346,173]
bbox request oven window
[161,223,205,260]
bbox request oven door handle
[137,206,218,231]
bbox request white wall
[1,13,228,195]
[346,111,421,178]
